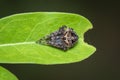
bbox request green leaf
[0,66,18,80]
[0,12,96,64]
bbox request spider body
[38,25,79,51]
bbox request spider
[37,25,79,51]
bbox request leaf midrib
[0,42,35,47]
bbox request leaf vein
[25,17,59,41]
[0,42,35,47]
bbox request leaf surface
[0,66,18,80]
[0,12,96,64]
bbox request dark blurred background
[0,0,120,80]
